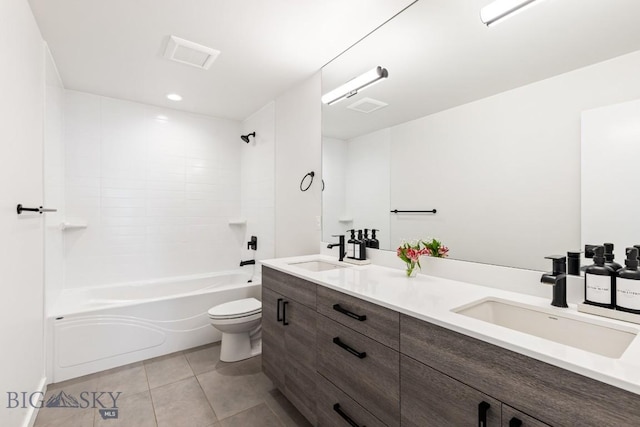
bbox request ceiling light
[480,0,546,27]
[321,66,389,105]
[166,93,182,101]
[155,115,169,122]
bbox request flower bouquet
[396,240,429,277]
[421,237,449,258]
[397,238,450,277]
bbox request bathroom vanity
[261,256,640,427]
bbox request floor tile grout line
[194,373,221,423]
[143,360,160,427]
[261,399,288,427]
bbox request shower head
[241,132,256,143]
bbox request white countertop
[261,254,640,395]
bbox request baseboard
[23,376,47,427]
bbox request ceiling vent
[163,36,220,70]
[347,97,388,114]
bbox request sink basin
[289,260,348,272]
[453,298,637,358]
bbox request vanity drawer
[317,285,399,350]
[317,314,399,427]
[316,373,386,427]
[262,266,316,308]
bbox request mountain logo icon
[45,391,80,408]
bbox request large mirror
[322,0,640,271]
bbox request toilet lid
[208,298,262,319]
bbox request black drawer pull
[276,298,283,322]
[478,401,490,427]
[509,418,523,427]
[333,304,367,321]
[333,337,366,359]
[282,301,289,325]
[333,403,365,427]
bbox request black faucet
[327,235,347,262]
[541,255,568,308]
[240,260,256,267]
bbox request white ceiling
[28,0,415,120]
[322,0,640,140]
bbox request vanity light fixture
[480,0,546,27]
[166,93,182,101]
[321,66,389,105]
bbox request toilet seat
[208,297,261,320]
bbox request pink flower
[406,248,419,261]
[419,248,431,256]
[439,246,449,257]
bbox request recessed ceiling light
[166,93,182,101]
[155,115,169,122]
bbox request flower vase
[406,263,419,277]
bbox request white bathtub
[48,271,261,382]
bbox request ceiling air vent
[347,97,388,114]
[163,36,220,70]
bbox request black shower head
[241,132,256,143]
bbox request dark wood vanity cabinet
[401,314,640,427]
[262,267,317,424]
[502,405,551,427]
[263,267,640,427]
[401,354,501,426]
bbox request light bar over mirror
[321,66,389,105]
[480,0,547,26]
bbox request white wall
[44,46,65,310]
[64,91,243,288]
[384,50,640,271]
[582,98,640,260]
[240,102,276,276]
[322,137,347,239]
[0,1,46,425]
[345,129,391,248]
[275,73,322,257]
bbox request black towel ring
[300,171,315,192]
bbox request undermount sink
[453,298,637,358]
[289,260,348,272]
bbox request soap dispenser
[363,229,372,248]
[369,229,380,249]
[347,229,357,259]
[616,248,640,314]
[604,243,623,272]
[356,230,367,260]
[584,245,615,309]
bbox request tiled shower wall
[63,91,243,288]
[239,102,276,275]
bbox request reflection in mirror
[321,0,640,271]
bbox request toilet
[208,298,262,362]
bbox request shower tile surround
[63,91,247,288]
[34,345,310,427]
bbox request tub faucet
[240,260,256,267]
[327,235,347,262]
[541,255,568,308]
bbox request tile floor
[34,343,311,427]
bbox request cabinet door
[283,299,317,425]
[502,405,551,427]
[401,355,501,427]
[262,287,285,389]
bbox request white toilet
[208,297,262,362]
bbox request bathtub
[48,271,261,382]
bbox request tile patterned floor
[34,343,311,427]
